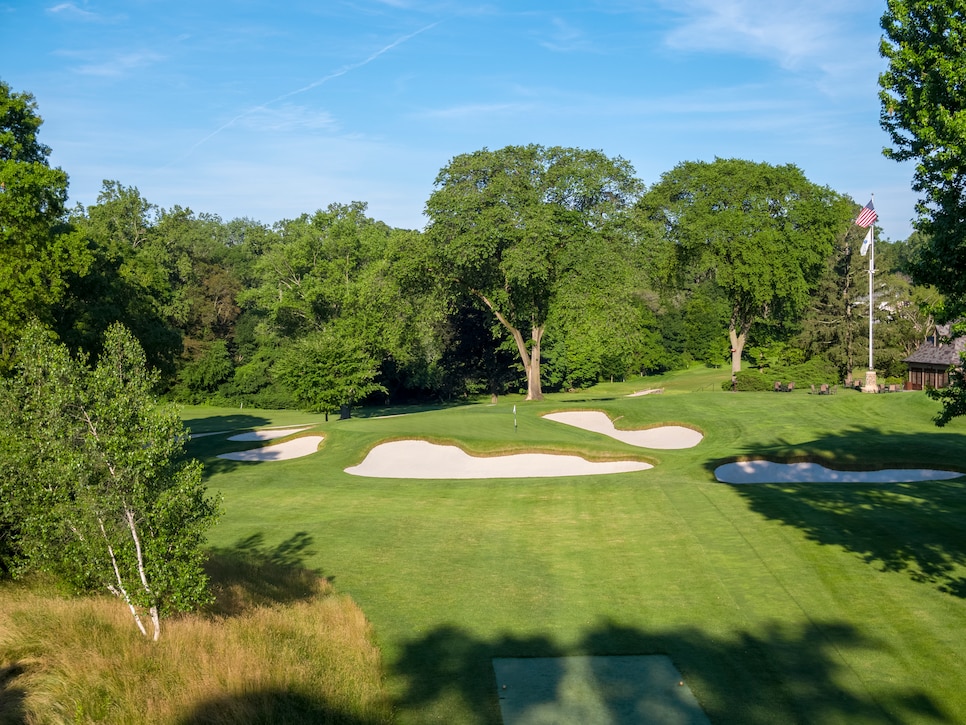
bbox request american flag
[855,199,877,228]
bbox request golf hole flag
[855,199,877,228]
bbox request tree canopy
[880,1,966,423]
[0,80,91,365]
[638,158,848,376]
[1,323,219,639]
[424,144,642,400]
[880,1,966,306]
[1,78,950,413]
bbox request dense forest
[1,80,943,411]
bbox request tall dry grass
[0,554,392,724]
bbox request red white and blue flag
[855,199,877,228]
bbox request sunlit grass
[7,372,966,724]
[184,375,966,724]
[0,555,391,725]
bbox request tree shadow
[0,662,27,725]
[176,688,383,725]
[706,427,966,597]
[182,414,272,436]
[354,399,478,418]
[203,531,328,617]
[184,417,300,477]
[393,619,953,725]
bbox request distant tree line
[0,78,948,411]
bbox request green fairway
[184,375,966,724]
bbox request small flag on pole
[855,199,877,228]
[860,228,873,256]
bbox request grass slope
[185,375,966,724]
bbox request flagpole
[868,198,874,371]
[862,194,878,393]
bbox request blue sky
[1,0,915,238]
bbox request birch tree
[3,322,218,639]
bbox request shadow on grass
[393,620,952,725]
[183,413,272,435]
[710,427,966,473]
[176,689,382,725]
[733,478,966,597]
[709,428,966,597]
[203,531,328,617]
[0,662,27,725]
[353,399,478,419]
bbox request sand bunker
[344,440,652,479]
[543,411,703,449]
[227,426,313,442]
[716,460,962,484]
[217,435,324,462]
[626,388,663,397]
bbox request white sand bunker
[345,440,652,479]
[716,460,963,484]
[227,426,313,442]
[217,435,324,462]
[627,388,663,397]
[544,411,703,449]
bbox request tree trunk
[125,508,160,641]
[729,327,746,377]
[527,324,544,401]
[504,323,544,401]
[474,292,544,401]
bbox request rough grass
[0,552,391,725]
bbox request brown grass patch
[0,555,391,724]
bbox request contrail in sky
[163,21,441,167]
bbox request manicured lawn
[184,374,966,724]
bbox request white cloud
[238,104,339,133]
[47,2,96,19]
[659,0,857,70]
[540,17,593,53]
[46,2,117,22]
[416,101,537,120]
[73,51,165,77]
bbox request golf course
[181,366,966,724]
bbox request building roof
[904,335,966,367]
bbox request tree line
[0,80,945,413]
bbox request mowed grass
[6,370,965,723]
[184,372,966,724]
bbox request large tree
[638,158,844,376]
[274,325,386,419]
[423,144,641,400]
[0,80,90,365]
[1,323,219,639]
[880,1,966,305]
[59,182,184,375]
[880,1,966,424]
